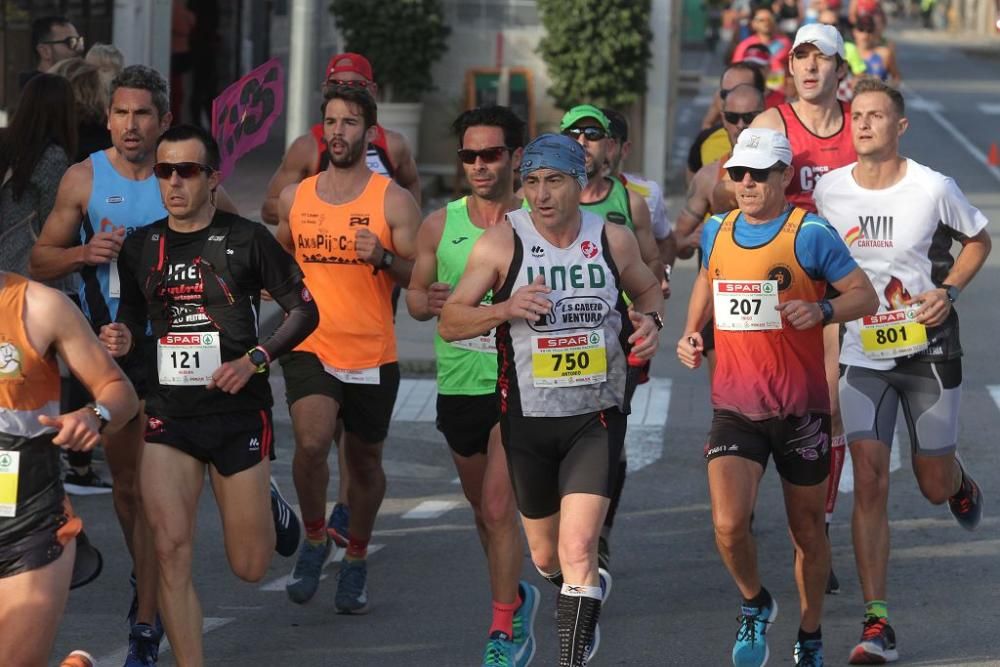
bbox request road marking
[904,88,1000,186]
[97,617,234,664]
[907,96,943,113]
[402,500,461,519]
[978,103,1000,115]
[259,543,385,592]
[986,385,1000,412]
[627,379,672,473]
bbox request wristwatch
[818,299,834,324]
[88,403,111,433]
[645,311,664,331]
[379,250,395,270]
[247,346,270,373]
[662,265,672,283]
[942,284,960,303]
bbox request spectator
[19,16,84,90]
[85,42,125,94]
[49,58,113,161]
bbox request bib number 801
[170,351,201,369]
[874,326,908,346]
[730,298,762,316]
[552,351,590,371]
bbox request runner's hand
[82,225,126,265]
[776,299,823,330]
[504,275,552,321]
[354,228,383,265]
[627,311,660,360]
[207,356,257,394]
[427,282,452,316]
[912,288,951,327]
[37,409,101,451]
[99,323,132,358]
[661,276,672,300]
[677,332,704,369]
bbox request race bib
[109,260,121,298]
[0,450,20,517]
[157,332,222,385]
[322,363,380,385]
[450,331,495,354]
[531,330,607,388]
[860,308,928,359]
[713,280,782,331]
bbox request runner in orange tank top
[676,129,876,667]
[276,85,420,611]
[0,272,137,666]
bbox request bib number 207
[729,298,761,316]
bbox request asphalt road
[51,24,1000,667]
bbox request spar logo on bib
[163,333,211,345]
[718,281,774,295]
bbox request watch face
[249,350,267,366]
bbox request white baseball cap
[791,23,846,58]
[724,128,794,170]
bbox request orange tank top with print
[708,208,829,420]
[289,173,398,369]
[0,274,60,437]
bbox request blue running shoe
[483,631,516,667]
[335,559,370,614]
[732,597,778,667]
[512,581,539,666]
[598,567,612,604]
[126,575,164,645]
[270,477,301,557]
[327,502,350,547]
[124,623,161,666]
[286,537,332,604]
[794,638,824,666]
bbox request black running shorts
[706,409,831,486]
[0,498,81,579]
[501,408,627,519]
[280,351,400,444]
[436,393,499,458]
[144,409,275,476]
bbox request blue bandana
[519,133,587,189]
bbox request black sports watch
[88,403,110,433]
[379,249,395,270]
[818,299,834,324]
[645,311,664,331]
[247,346,269,373]
[942,284,959,303]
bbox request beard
[328,134,367,168]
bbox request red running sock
[304,518,326,544]
[490,599,518,638]
[346,536,369,560]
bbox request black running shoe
[270,477,301,557]
[949,471,983,531]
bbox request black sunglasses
[153,162,215,179]
[723,110,762,126]
[43,35,84,49]
[457,146,511,164]
[563,126,607,142]
[727,165,782,182]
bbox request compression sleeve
[257,279,319,360]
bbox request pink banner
[211,58,285,181]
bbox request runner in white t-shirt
[814,79,990,665]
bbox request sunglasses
[563,126,607,142]
[457,146,511,164]
[153,162,215,179]
[43,35,84,49]
[727,165,782,182]
[723,110,762,126]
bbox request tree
[536,0,653,109]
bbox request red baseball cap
[325,52,373,82]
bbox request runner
[813,79,989,664]
[261,52,421,543]
[675,83,765,378]
[406,105,539,667]
[276,85,420,611]
[677,128,877,667]
[752,23,859,595]
[439,133,664,666]
[103,124,315,666]
[849,15,901,85]
[30,64,191,665]
[0,271,137,666]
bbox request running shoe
[482,631,517,667]
[327,502,350,547]
[949,471,983,531]
[732,597,778,667]
[270,477,301,557]
[848,616,898,664]
[794,638,824,666]
[335,559,370,614]
[124,622,161,666]
[125,575,164,644]
[586,623,601,662]
[63,467,113,495]
[598,566,612,605]
[512,581,540,666]
[597,536,611,572]
[60,650,95,667]
[826,567,840,595]
[286,537,332,604]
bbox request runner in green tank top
[406,106,540,667]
